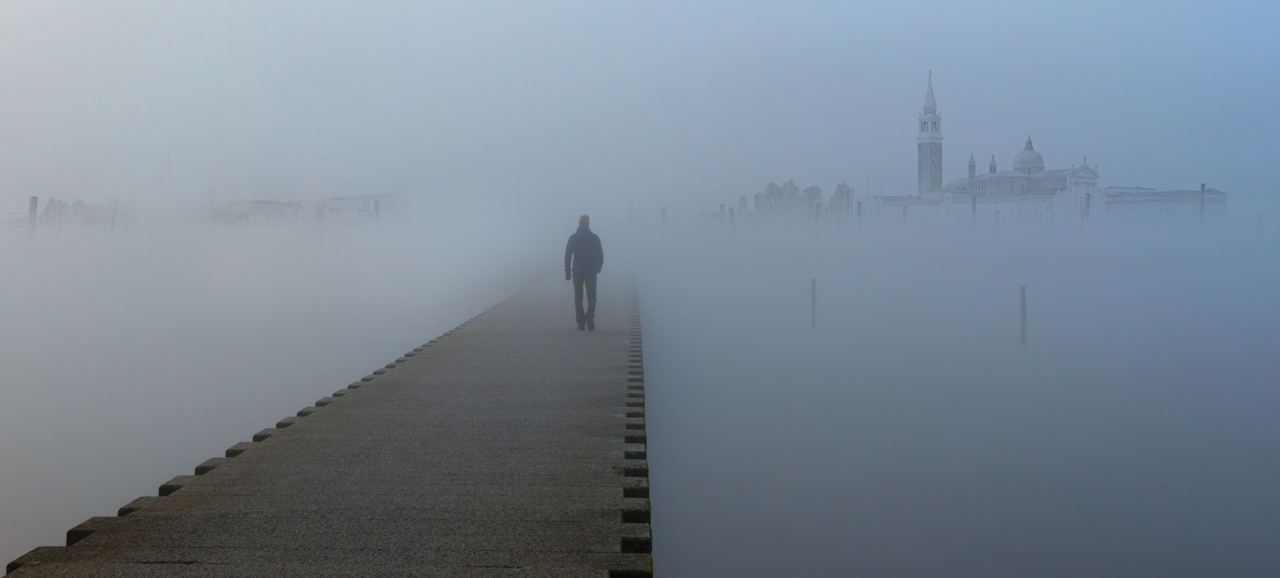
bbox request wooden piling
[810,278,816,332]
[1020,285,1027,345]
[1198,183,1206,226]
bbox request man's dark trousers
[573,272,597,326]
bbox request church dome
[1013,135,1044,174]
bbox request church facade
[861,76,1226,229]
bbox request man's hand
[565,270,572,281]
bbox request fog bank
[638,227,1280,576]
[0,217,552,564]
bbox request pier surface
[7,275,650,577]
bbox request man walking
[564,214,604,331]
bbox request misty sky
[2,1,1276,222]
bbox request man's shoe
[577,323,586,330]
[587,318,594,332]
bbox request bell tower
[917,72,943,195]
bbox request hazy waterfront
[639,227,1280,576]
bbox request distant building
[860,75,1226,228]
[208,193,407,225]
[1099,186,1226,228]
[322,193,406,224]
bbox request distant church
[864,74,1226,228]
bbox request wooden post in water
[856,201,862,232]
[970,195,977,229]
[28,196,37,229]
[1020,285,1027,345]
[901,205,907,229]
[811,278,817,332]
[1198,183,1206,226]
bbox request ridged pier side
[8,274,650,577]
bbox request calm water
[638,228,1280,577]
[4,225,1277,575]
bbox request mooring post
[373,199,381,223]
[661,207,668,233]
[994,210,1000,229]
[28,196,37,229]
[1199,183,1206,226]
[856,201,862,232]
[810,278,816,332]
[970,195,977,229]
[1020,285,1027,345]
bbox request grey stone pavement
[7,274,650,577]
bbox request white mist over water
[637,227,1280,576]
[3,217,1277,575]
[1,1,1276,572]
[0,222,546,564]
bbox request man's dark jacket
[565,225,604,275]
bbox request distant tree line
[752,180,854,216]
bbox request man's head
[579,214,589,226]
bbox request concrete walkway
[7,275,650,577]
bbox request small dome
[1013,135,1044,174]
